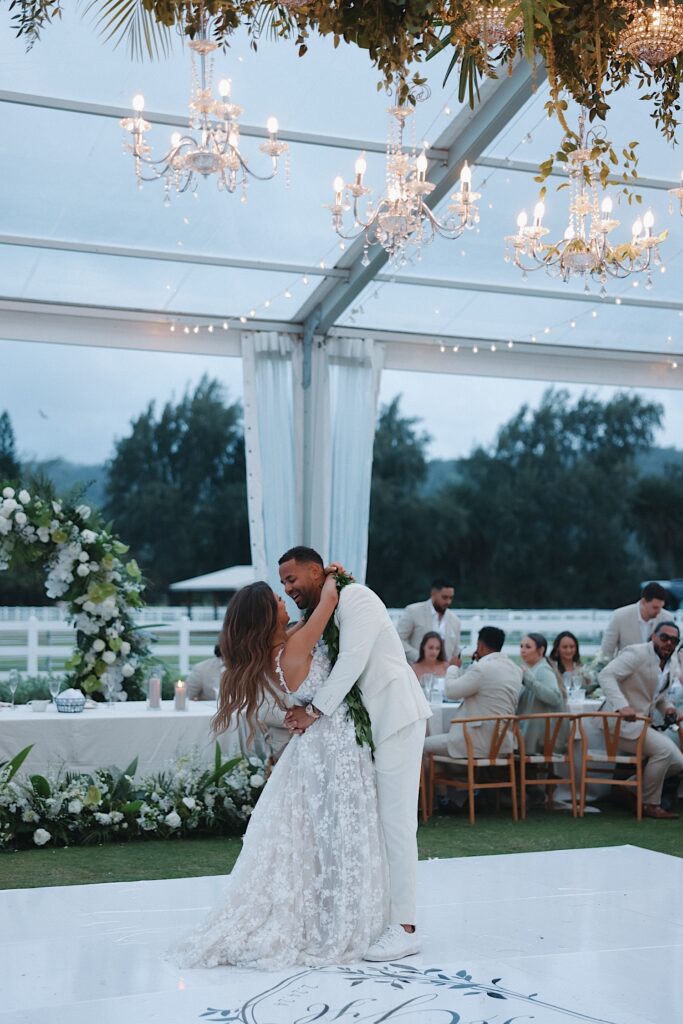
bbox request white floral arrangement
[0,745,267,849]
[0,485,150,699]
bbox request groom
[278,546,431,961]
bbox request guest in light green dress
[517,632,568,754]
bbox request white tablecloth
[0,701,242,778]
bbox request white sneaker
[363,924,421,962]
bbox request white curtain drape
[328,337,384,582]
[242,331,383,589]
[241,332,299,591]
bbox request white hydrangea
[102,651,116,665]
[182,796,196,810]
[68,800,82,814]
[92,639,105,652]
[164,811,181,829]
[33,828,51,846]
[2,487,15,498]
[18,490,30,505]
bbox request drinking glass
[102,672,116,710]
[431,676,444,704]
[8,670,20,710]
[421,673,434,699]
[48,675,62,705]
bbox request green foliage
[367,388,668,609]
[103,375,249,601]
[630,465,683,580]
[0,412,20,481]
[10,1,683,188]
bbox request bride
[169,571,388,970]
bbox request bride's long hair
[212,581,286,740]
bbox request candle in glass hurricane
[148,675,162,710]
[174,680,187,711]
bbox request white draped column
[241,331,300,591]
[242,330,383,589]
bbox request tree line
[1,377,681,608]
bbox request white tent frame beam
[2,233,681,313]
[0,89,448,160]
[294,60,542,336]
[1,300,679,390]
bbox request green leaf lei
[305,570,374,753]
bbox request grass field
[1,806,680,890]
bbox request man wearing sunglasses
[599,621,683,819]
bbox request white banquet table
[0,701,242,778]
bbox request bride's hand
[324,561,349,577]
[321,572,340,605]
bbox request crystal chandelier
[619,0,683,68]
[120,30,287,202]
[504,116,666,292]
[327,101,480,267]
[669,170,683,215]
[462,3,524,46]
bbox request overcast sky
[1,337,681,466]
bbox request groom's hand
[285,706,317,734]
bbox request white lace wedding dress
[169,644,388,970]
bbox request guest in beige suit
[598,620,683,819]
[424,626,523,758]
[187,646,223,701]
[189,646,290,760]
[398,579,462,664]
[600,582,669,660]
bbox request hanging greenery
[7,1,683,185]
[0,483,151,699]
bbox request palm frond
[82,0,174,61]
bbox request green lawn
[1,807,680,890]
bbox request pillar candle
[174,679,187,711]
[148,676,162,710]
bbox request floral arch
[0,485,150,699]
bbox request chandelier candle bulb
[171,132,181,148]
[643,210,655,234]
[132,93,145,112]
[632,219,643,238]
[460,161,472,194]
[416,151,428,182]
[601,195,613,215]
[174,680,187,711]
[533,201,545,226]
[266,117,279,136]
[517,211,528,230]
[354,154,367,184]
[333,176,345,206]
[218,78,231,98]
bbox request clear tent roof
[0,10,681,362]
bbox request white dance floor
[2,844,681,1024]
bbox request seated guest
[187,645,222,700]
[600,582,669,660]
[398,578,462,664]
[598,620,683,819]
[518,633,568,754]
[237,692,290,763]
[412,631,449,682]
[549,631,595,692]
[423,626,522,758]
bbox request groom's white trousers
[374,718,426,926]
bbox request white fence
[3,606,680,679]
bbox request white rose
[18,489,30,505]
[249,774,265,789]
[102,651,116,665]
[76,505,91,521]
[80,529,97,544]
[78,552,89,562]
[33,828,51,846]
[68,799,82,815]
[0,518,11,536]
[14,511,27,526]
[92,639,105,652]
[120,641,131,656]
[2,498,18,513]
[2,487,15,498]
[121,664,135,678]
[164,811,181,829]
[248,756,262,767]
[76,564,90,577]
[182,796,196,810]
[37,527,50,543]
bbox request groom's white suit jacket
[311,584,432,745]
